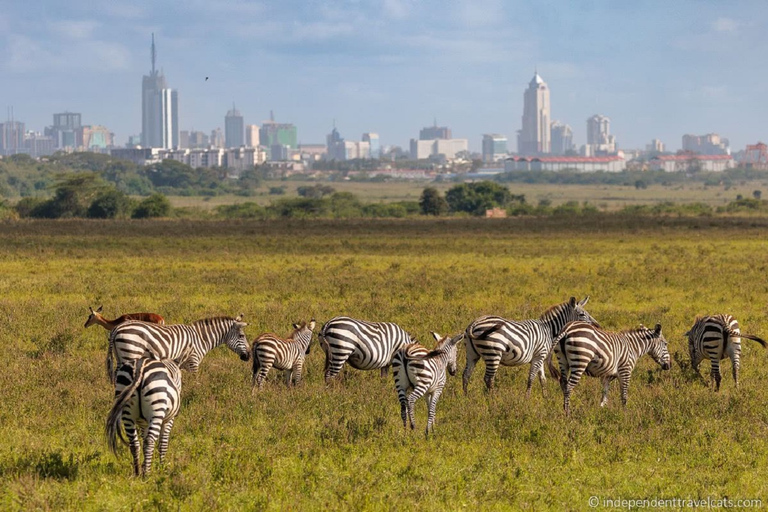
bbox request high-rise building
[47,112,82,148]
[225,104,244,148]
[78,125,114,150]
[210,128,224,148]
[0,120,25,155]
[482,134,508,162]
[362,133,380,158]
[682,133,730,155]
[646,139,665,154]
[550,122,574,155]
[517,72,550,155]
[260,117,297,159]
[583,114,616,155]
[420,123,452,140]
[245,125,260,147]
[141,34,178,149]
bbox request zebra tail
[105,359,147,456]
[547,331,568,379]
[251,342,261,377]
[726,328,768,348]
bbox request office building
[517,72,550,155]
[362,132,380,158]
[260,118,297,159]
[482,134,508,162]
[0,120,25,155]
[420,123,451,140]
[550,122,574,155]
[245,124,260,147]
[682,133,730,155]
[141,34,178,149]
[225,104,244,148]
[583,115,617,155]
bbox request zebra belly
[348,349,390,370]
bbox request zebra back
[320,316,416,372]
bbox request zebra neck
[296,333,312,351]
[540,309,566,338]
[192,323,224,358]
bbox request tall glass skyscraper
[141,34,178,149]
[225,105,244,148]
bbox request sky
[2,0,768,152]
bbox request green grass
[1,218,768,510]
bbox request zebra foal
[105,358,181,477]
[550,321,670,416]
[463,296,599,395]
[319,316,416,383]
[251,319,316,391]
[107,315,250,383]
[686,314,766,391]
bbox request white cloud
[712,17,738,33]
[49,20,100,40]
[451,0,505,28]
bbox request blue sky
[2,0,767,152]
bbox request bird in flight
[205,77,209,81]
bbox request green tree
[419,187,448,216]
[132,193,172,218]
[297,184,336,199]
[445,181,513,215]
[87,189,136,219]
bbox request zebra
[462,296,599,396]
[318,316,416,383]
[395,332,463,436]
[105,358,182,476]
[549,321,671,416]
[251,319,316,391]
[107,315,250,383]
[685,314,766,391]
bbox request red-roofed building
[649,153,734,172]
[504,154,625,173]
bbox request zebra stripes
[463,296,598,395]
[393,332,463,436]
[252,320,316,390]
[319,316,416,382]
[105,358,182,476]
[107,315,250,382]
[550,321,671,416]
[686,314,767,391]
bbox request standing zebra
[397,332,463,436]
[105,358,182,476]
[318,316,416,383]
[107,315,250,383]
[686,314,766,391]
[550,321,671,416]
[251,319,316,391]
[462,296,599,395]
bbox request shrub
[132,193,172,218]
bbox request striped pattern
[463,296,598,395]
[107,315,250,382]
[252,320,316,390]
[105,358,182,476]
[397,333,463,436]
[551,321,671,416]
[319,316,416,382]
[686,314,767,391]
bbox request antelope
[84,305,165,331]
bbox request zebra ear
[293,323,300,330]
[654,324,662,335]
[309,319,316,330]
[431,332,441,342]
[235,313,244,322]
[579,296,589,306]
[569,297,577,307]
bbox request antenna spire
[151,33,156,75]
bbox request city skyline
[2,1,768,152]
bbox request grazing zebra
[550,321,671,416]
[105,358,182,476]
[107,315,250,383]
[251,319,316,391]
[397,332,463,436]
[84,305,165,331]
[462,296,599,395]
[318,316,416,383]
[686,314,767,391]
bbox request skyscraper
[225,104,244,148]
[419,122,451,140]
[584,114,616,155]
[362,133,380,158]
[550,121,574,155]
[482,134,508,162]
[245,125,260,147]
[49,112,81,148]
[141,34,178,149]
[517,72,550,155]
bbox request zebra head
[646,323,671,371]
[226,314,250,361]
[292,319,316,355]
[431,332,463,376]
[569,296,600,327]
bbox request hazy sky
[2,0,767,152]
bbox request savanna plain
[1,216,768,510]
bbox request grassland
[166,178,768,211]
[1,217,768,510]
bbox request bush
[419,187,448,216]
[87,189,136,219]
[132,193,172,218]
[216,202,268,219]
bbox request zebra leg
[600,376,615,407]
[710,359,721,392]
[124,419,141,477]
[483,356,502,392]
[406,384,429,431]
[142,416,165,476]
[293,359,305,386]
[426,388,444,437]
[462,339,480,394]
[284,368,294,387]
[564,366,586,417]
[380,365,390,378]
[157,419,175,466]
[729,346,740,389]
[392,364,409,428]
[557,352,569,394]
[255,360,274,391]
[325,349,354,383]
[527,354,547,398]
[618,368,632,406]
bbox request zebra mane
[192,316,236,326]
[288,321,308,339]
[540,301,568,319]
